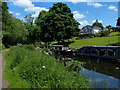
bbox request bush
[107,42,120,46]
[100,30,110,37]
[4,45,90,88]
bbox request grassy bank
[4,45,89,88]
[51,32,120,49]
[69,36,119,49]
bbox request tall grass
[4,45,89,88]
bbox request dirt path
[0,49,9,89]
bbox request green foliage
[2,2,28,48]
[109,32,120,36]
[99,30,110,37]
[116,17,120,26]
[107,42,120,46]
[92,20,103,29]
[24,14,41,44]
[66,61,85,72]
[24,14,34,26]
[66,61,85,67]
[2,3,41,47]
[35,3,80,43]
[99,29,113,37]
[0,40,5,51]
[2,17,27,47]
[4,45,89,88]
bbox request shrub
[107,42,120,46]
[100,30,109,37]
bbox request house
[82,25,102,34]
[92,26,102,34]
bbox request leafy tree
[35,3,80,44]
[117,17,120,26]
[24,14,41,44]
[2,2,27,47]
[106,25,112,29]
[2,2,12,33]
[35,11,54,44]
[24,14,34,26]
[92,20,103,29]
[2,17,27,47]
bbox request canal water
[53,52,120,88]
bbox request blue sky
[7,0,119,28]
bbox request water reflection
[75,56,120,79]
[53,52,120,88]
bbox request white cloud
[87,2,103,7]
[13,0,48,18]
[108,5,118,11]
[15,13,21,16]
[32,12,40,18]
[67,0,91,3]
[30,7,48,18]
[73,11,85,19]
[26,7,48,18]
[13,0,34,8]
[24,7,48,12]
[92,20,102,23]
[78,20,88,26]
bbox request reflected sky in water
[81,67,120,88]
[53,52,120,88]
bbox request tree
[92,20,103,29]
[2,2,27,47]
[35,3,80,44]
[24,14,41,43]
[116,17,120,26]
[106,25,112,29]
[2,2,12,33]
[2,17,27,47]
[24,14,34,26]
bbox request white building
[92,26,102,34]
[82,25,102,34]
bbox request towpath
[0,49,9,89]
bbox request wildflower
[42,66,46,69]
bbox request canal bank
[52,51,120,88]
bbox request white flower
[42,66,46,69]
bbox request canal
[53,52,120,88]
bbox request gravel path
[0,49,9,89]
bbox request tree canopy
[116,17,120,26]
[35,2,80,43]
[92,20,103,29]
[2,2,27,47]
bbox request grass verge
[69,36,119,49]
[4,44,90,88]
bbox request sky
[6,0,119,28]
